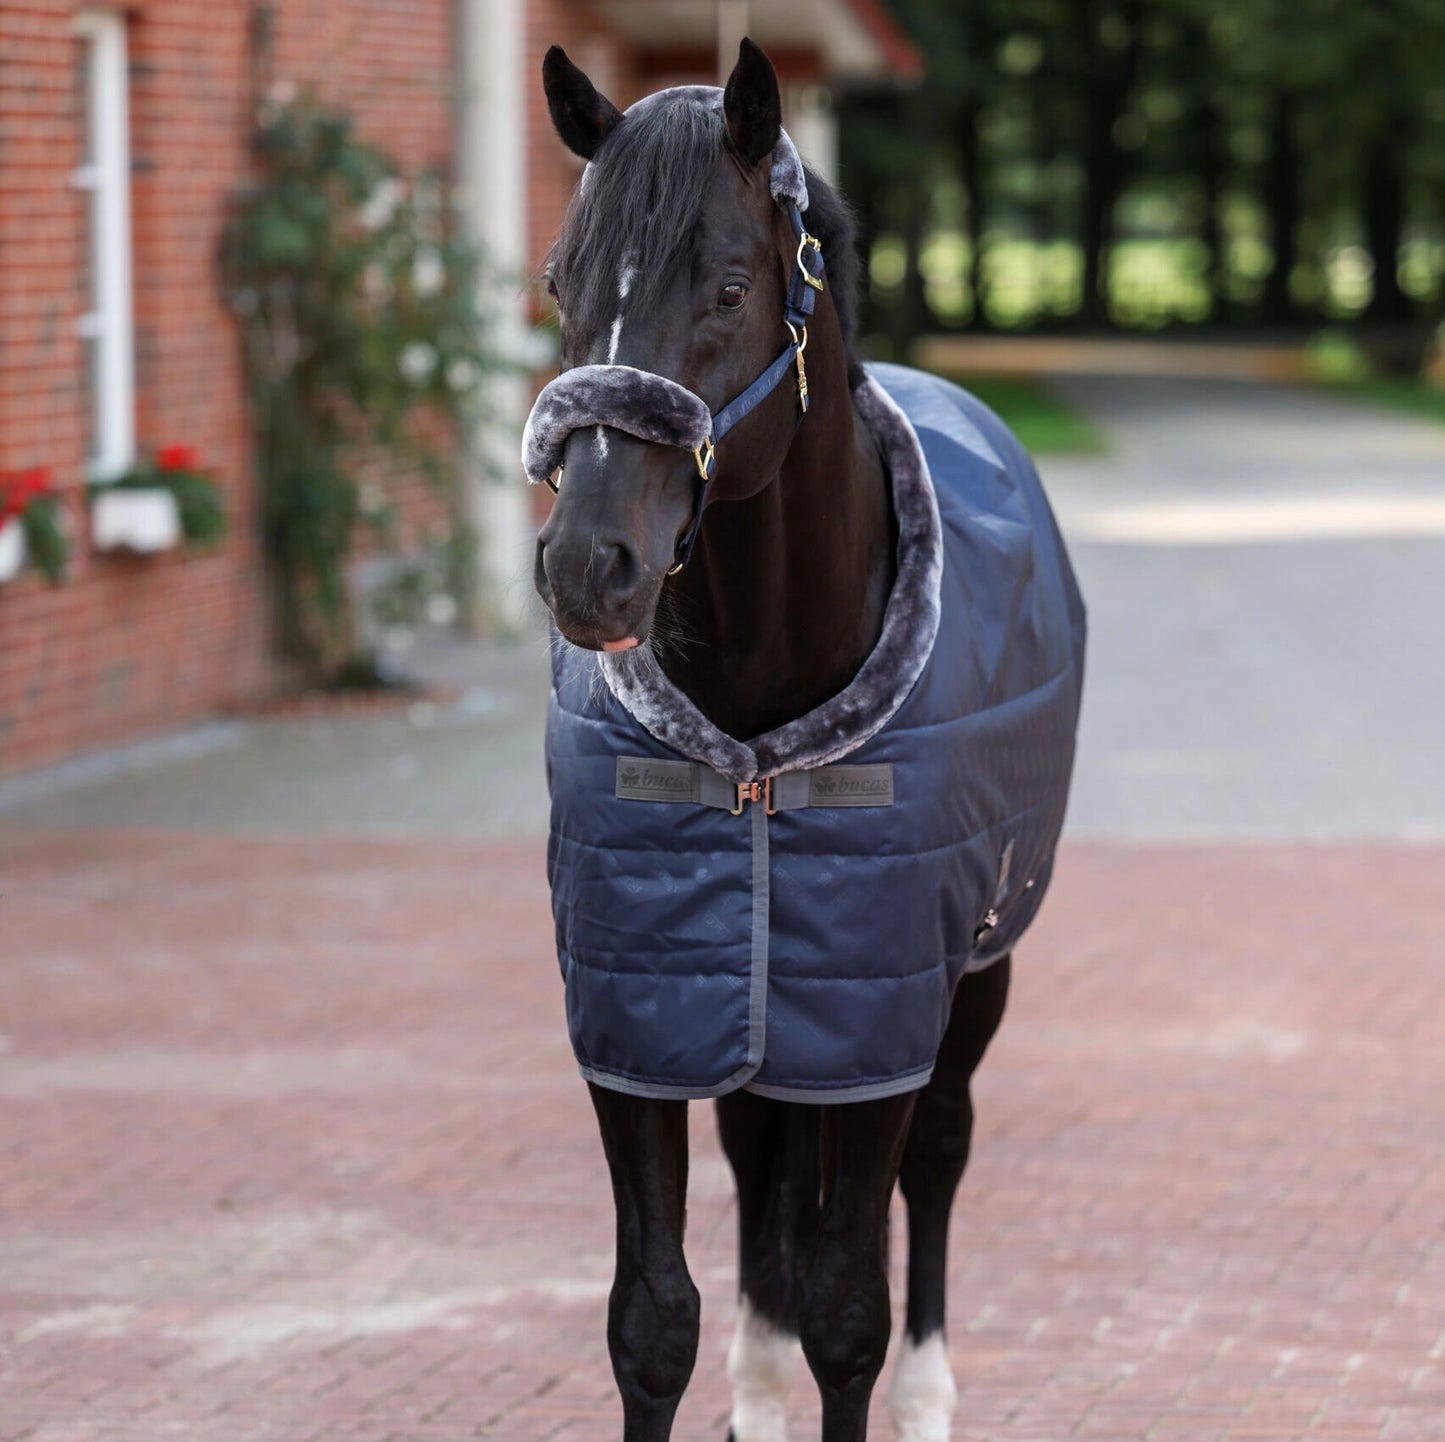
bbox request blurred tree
[839,0,1445,366]
[840,0,1001,344]
[1067,0,1147,325]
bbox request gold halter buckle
[693,436,716,481]
[796,231,824,290]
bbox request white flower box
[91,487,181,554]
[0,517,25,582]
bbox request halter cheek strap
[520,204,826,574]
[672,205,824,570]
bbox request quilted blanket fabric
[545,363,1086,1101]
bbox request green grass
[939,373,1108,455]
[1326,377,1445,427]
[1303,330,1445,428]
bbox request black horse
[530,39,1081,1442]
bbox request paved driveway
[1044,376,1445,840]
[2,376,1443,1442]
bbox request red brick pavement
[1,829,1443,1441]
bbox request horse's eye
[718,282,748,311]
[545,274,559,302]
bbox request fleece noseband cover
[522,365,712,486]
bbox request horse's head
[530,41,819,652]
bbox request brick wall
[522,1,640,530]
[0,0,454,777]
[526,1,614,284]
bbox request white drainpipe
[456,0,536,633]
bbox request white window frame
[73,9,136,481]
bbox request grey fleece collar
[597,374,944,784]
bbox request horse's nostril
[601,541,641,605]
[537,532,644,627]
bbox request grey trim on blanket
[581,85,809,212]
[596,373,945,784]
[521,364,713,485]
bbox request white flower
[445,357,479,393]
[358,482,385,517]
[413,247,445,298]
[398,341,436,385]
[269,79,298,106]
[425,592,458,626]
[382,625,415,654]
[359,177,404,231]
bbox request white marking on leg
[888,1333,957,1442]
[727,1297,799,1442]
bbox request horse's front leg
[716,1091,819,1442]
[589,1083,700,1442]
[891,957,1011,1442]
[799,1093,917,1442]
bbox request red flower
[156,444,200,473]
[0,467,53,525]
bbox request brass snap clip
[786,322,810,413]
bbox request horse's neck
[658,377,894,742]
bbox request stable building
[0,0,914,778]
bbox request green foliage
[168,470,229,548]
[941,373,1108,454]
[103,460,228,548]
[221,96,497,682]
[20,499,69,583]
[1,469,68,584]
[1306,325,1445,425]
[845,0,1445,359]
[1336,375,1445,428]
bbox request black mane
[796,161,863,388]
[548,96,862,385]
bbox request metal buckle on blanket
[731,777,776,816]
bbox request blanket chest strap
[615,757,894,810]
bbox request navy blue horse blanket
[545,363,1086,1102]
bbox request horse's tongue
[602,637,639,653]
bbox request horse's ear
[723,38,781,170]
[543,46,623,161]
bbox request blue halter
[525,206,826,572]
[670,205,825,571]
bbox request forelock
[549,97,725,341]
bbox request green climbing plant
[222,96,498,683]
